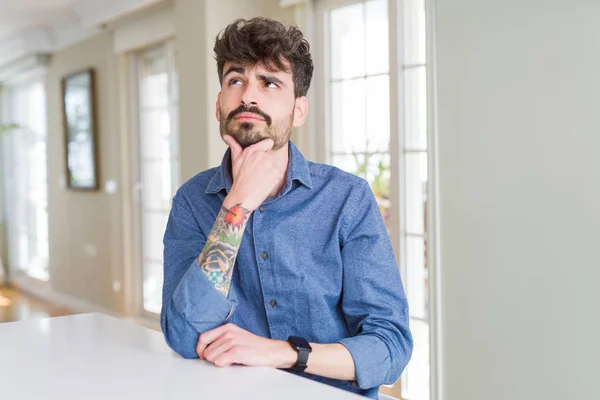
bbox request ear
[292,96,308,128]
[215,92,222,121]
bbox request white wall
[46,32,123,311]
[434,0,600,399]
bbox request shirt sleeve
[160,194,234,359]
[336,180,414,390]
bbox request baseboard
[9,275,117,317]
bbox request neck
[268,142,290,198]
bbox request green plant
[351,148,391,199]
[0,123,19,135]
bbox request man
[161,17,412,398]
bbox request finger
[223,135,243,161]
[214,346,243,367]
[204,337,235,363]
[196,335,208,359]
[246,138,274,154]
[196,324,231,359]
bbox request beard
[220,104,293,150]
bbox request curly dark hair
[214,17,314,98]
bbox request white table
[0,313,365,399]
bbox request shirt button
[260,252,268,260]
[268,300,277,307]
[259,206,265,212]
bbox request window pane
[17,231,28,270]
[330,2,365,80]
[137,43,180,317]
[331,79,367,153]
[142,211,168,263]
[140,58,168,108]
[404,0,427,65]
[404,66,427,150]
[404,236,430,399]
[365,0,389,75]
[31,82,46,133]
[366,152,391,228]
[406,236,427,318]
[143,261,163,314]
[142,160,173,211]
[168,104,180,161]
[404,317,430,400]
[30,141,48,203]
[405,152,427,234]
[365,152,390,199]
[365,75,390,152]
[2,81,48,280]
[332,153,365,177]
[140,109,172,160]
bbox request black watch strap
[288,336,312,373]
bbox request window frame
[128,40,180,319]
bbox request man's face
[216,61,307,150]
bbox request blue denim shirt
[161,142,412,398]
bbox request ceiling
[0,0,80,43]
[0,0,164,67]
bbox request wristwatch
[287,336,312,372]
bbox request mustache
[227,105,272,126]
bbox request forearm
[276,341,356,382]
[306,343,356,381]
[197,195,251,297]
[161,257,235,357]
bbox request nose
[240,81,259,108]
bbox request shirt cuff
[173,259,235,333]
[338,334,392,389]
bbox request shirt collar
[205,141,313,195]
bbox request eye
[265,81,279,89]
[229,78,243,86]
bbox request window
[327,0,392,226]
[133,42,180,315]
[1,80,49,282]
[320,0,430,398]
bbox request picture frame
[61,68,99,190]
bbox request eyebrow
[257,74,286,87]
[223,66,245,80]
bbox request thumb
[248,138,275,153]
[223,135,243,161]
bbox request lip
[234,112,265,122]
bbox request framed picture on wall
[62,68,99,190]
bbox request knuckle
[231,346,242,358]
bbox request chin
[232,133,267,149]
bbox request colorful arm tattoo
[198,204,251,297]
